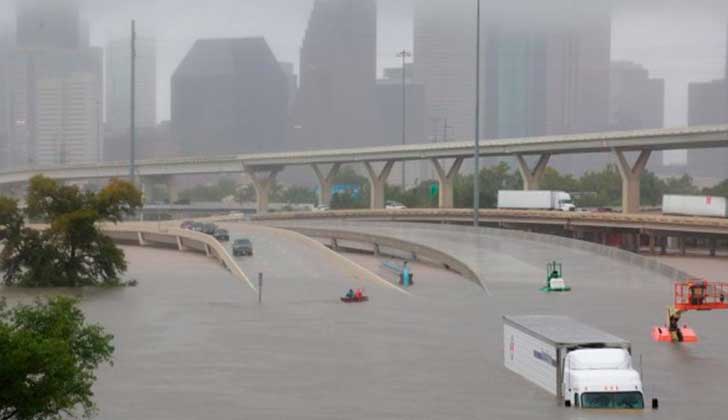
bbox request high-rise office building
[105,36,157,137]
[34,73,100,165]
[279,61,297,109]
[171,38,289,156]
[0,26,10,170]
[376,72,426,186]
[609,61,664,131]
[7,0,103,168]
[291,0,380,150]
[9,47,103,166]
[414,0,475,142]
[686,24,728,181]
[17,0,81,50]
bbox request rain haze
[4,1,728,420]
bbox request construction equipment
[652,280,728,343]
[542,261,571,292]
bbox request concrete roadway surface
[259,219,728,419]
[0,221,725,419]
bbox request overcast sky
[2,0,727,128]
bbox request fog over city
[3,3,728,419]
[2,0,725,124]
[0,0,727,178]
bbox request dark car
[180,221,194,229]
[191,222,204,232]
[232,239,253,257]
[213,228,230,242]
[201,223,217,235]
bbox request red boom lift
[652,281,728,343]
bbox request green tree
[704,179,728,197]
[0,176,142,287]
[454,162,522,208]
[276,186,318,205]
[578,164,622,207]
[662,174,699,196]
[0,297,114,420]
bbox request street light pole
[473,0,481,227]
[129,20,137,185]
[397,49,411,191]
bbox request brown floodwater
[1,222,725,419]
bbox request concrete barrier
[102,223,255,291]
[276,225,482,287]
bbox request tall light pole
[397,49,412,190]
[473,0,481,227]
[129,20,137,185]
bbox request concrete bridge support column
[312,163,341,207]
[246,167,282,215]
[614,149,651,214]
[166,176,179,204]
[364,161,395,209]
[516,154,551,191]
[431,157,464,208]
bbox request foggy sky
[2,0,726,130]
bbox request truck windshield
[581,392,644,409]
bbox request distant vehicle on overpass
[385,201,407,210]
[662,194,727,218]
[498,190,576,212]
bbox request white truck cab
[563,349,645,409]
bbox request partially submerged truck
[504,315,656,410]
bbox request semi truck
[498,191,576,212]
[662,194,727,218]
[504,315,655,410]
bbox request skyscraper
[16,0,81,50]
[610,61,665,131]
[0,25,10,170]
[686,23,728,181]
[291,0,380,150]
[106,36,157,138]
[414,0,475,142]
[171,38,289,156]
[7,0,103,168]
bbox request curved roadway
[1,221,726,418]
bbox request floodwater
[1,222,726,419]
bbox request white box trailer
[663,194,728,218]
[497,190,575,211]
[504,315,653,409]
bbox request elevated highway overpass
[1,124,727,214]
[247,208,728,257]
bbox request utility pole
[443,118,451,143]
[473,0,481,227]
[397,49,411,190]
[129,20,137,185]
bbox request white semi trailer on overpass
[498,191,575,212]
[663,194,728,218]
[503,315,656,410]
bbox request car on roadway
[213,228,230,242]
[232,238,254,257]
[313,204,330,212]
[180,220,194,229]
[385,201,407,210]
[201,223,217,235]
[190,222,204,232]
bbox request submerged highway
[2,221,727,419]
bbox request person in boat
[345,289,355,299]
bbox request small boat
[340,295,369,303]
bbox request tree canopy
[0,176,142,287]
[0,297,114,420]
